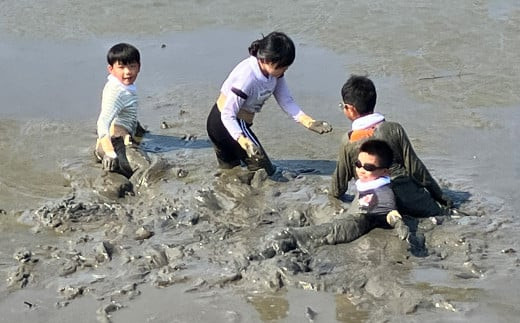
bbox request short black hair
[248,31,295,68]
[341,75,377,115]
[107,43,140,66]
[359,139,393,169]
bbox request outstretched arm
[274,76,332,134]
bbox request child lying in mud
[94,43,151,186]
[206,31,332,178]
[255,139,409,258]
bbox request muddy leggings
[392,179,442,217]
[206,104,276,175]
[290,213,389,249]
[95,136,150,183]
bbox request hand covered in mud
[438,194,453,208]
[237,135,260,158]
[102,154,119,172]
[308,120,333,134]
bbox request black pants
[95,137,149,180]
[291,213,390,248]
[392,178,442,217]
[206,104,275,175]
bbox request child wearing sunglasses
[254,139,407,258]
[332,75,451,217]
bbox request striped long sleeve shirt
[96,74,138,138]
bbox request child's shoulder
[379,120,406,132]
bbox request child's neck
[355,176,390,192]
[351,113,384,130]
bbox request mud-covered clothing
[289,182,396,249]
[207,55,308,175]
[95,136,150,183]
[206,103,276,175]
[217,55,307,140]
[329,181,395,243]
[331,114,444,217]
[347,180,395,216]
[97,75,138,139]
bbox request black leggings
[206,104,275,175]
[95,137,150,180]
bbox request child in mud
[256,139,409,258]
[206,31,333,177]
[94,43,150,184]
[332,75,451,217]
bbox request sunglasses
[354,160,385,172]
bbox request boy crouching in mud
[255,139,409,258]
[94,43,151,187]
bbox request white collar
[248,56,271,80]
[351,113,385,130]
[355,176,391,192]
[107,74,137,92]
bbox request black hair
[248,31,295,68]
[341,75,377,115]
[107,43,140,66]
[359,139,393,169]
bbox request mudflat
[1,1,519,322]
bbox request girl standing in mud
[206,31,332,176]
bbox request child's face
[355,151,388,182]
[108,61,140,85]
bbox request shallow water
[1,0,520,322]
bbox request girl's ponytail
[248,40,262,57]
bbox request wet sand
[1,1,520,322]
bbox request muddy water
[1,0,520,322]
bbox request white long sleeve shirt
[219,56,306,140]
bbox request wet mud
[1,1,520,322]
[2,142,516,322]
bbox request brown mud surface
[1,1,520,322]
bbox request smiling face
[355,151,389,182]
[108,61,140,85]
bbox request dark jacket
[331,120,445,216]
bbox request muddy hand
[308,120,333,134]
[439,194,453,208]
[238,135,260,158]
[102,154,119,172]
[245,143,261,159]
